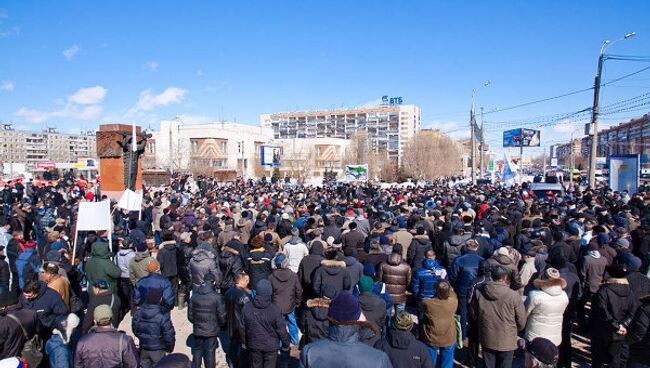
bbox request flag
[116,189,143,212]
[502,153,519,186]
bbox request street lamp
[470,80,491,184]
[588,32,636,188]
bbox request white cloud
[14,108,49,124]
[357,98,384,109]
[52,104,103,120]
[142,61,159,72]
[131,87,187,112]
[68,86,107,105]
[63,44,80,60]
[0,80,14,91]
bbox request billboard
[260,145,281,166]
[345,164,368,182]
[503,128,541,147]
[609,154,640,194]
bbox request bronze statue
[116,131,151,191]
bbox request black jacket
[224,286,250,340]
[301,298,330,345]
[375,329,435,368]
[407,235,433,271]
[82,291,120,334]
[241,294,290,352]
[157,241,179,278]
[218,241,247,290]
[247,247,272,289]
[312,259,351,297]
[297,242,324,301]
[19,281,68,329]
[0,305,38,358]
[322,224,342,245]
[269,268,302,314]
[188,283,227,337]
[342,230,365,258]
[628,295,650,363]
[74,327,139,368]
[359,291,387,343]
[590,278,639,341]
[132,304,175,351]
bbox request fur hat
[534,267,567,289]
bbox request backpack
[6,313,43,367]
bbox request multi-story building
[273,138,350,179]
[260,104,421,164]
[150,118,273,177]
[0,124,97,172]
[555,139,583,165]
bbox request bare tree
[283,145,314,184]
[401,131,463,180]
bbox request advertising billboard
[345,164,368,182]
[609,154,640,194]
[260,145,281,166]
[503,128,541,147]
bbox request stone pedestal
[96,124,144,200]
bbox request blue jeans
[286,311,299,345]
[427,343,455,368]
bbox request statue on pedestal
[116,132,150,191]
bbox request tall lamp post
[470,80,491,185]
[588,32,636,188]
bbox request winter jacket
[375,329,434,368]
[313,259,351,297]
[300,324,393,368]
[128,251,152,285]
[241,293,290,352]
[224,286,251,340]
[182,212,198,230]
[406,235,433,271]
[420,290,458,347]
[133,272,175,310]
[0,305,38,358]
[590,278,639,342]
[411,259,447,300]
[470,281,526,352]
[443,232,472,266]
[218,241,247,290]
[269,268,302,314]
[247,247,272,289]
[115,248,136,279]
[74,327,139,368]
[217,227,237,248]
[188,283,227,337]
[524,279,569,345]
[392,229,414,259]
[284,237,309,273]
[298,242,324,301]
[157,240,179,278]
[378,253,412,305]
[19,280,68,329]
[360,249,388,269]
[236,218,253,244]
[344,256,363,291]
[132,304,175,351]
[85,242,121,297]
[302,297,330,345]
[628,295,650,363]
[627,271,650,303]
[82,291,120,334]
[449,250,484,296]
[190,248,220,287]
[322,224,342,245]
[581,250,608,293]
[359,291,387,344]
[488,254,523,290]
[127,221,146,250]
[15,247,39,289]
[342,230,365,258]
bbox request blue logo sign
[381,96,403,106]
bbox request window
[221,141,227,152]
[191,140,199,153]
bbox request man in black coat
[268,254,302,347]
[241,279,290,368]
[19,280,67,332]
[301,285,335,346]
[188,273,227,368]
[312,249,351,296]
[224,271,251,368]
[342,222,365,258]
[358,276,387,346]
[0,290,38,358]
[375,311,434,368]
[247,244,272,289]
[407,227,433,271]
[627,294,650,366]
[82,279,120,334]
[297,241,324,303]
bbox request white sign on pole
[76,200,112,231]
[116,189,143,212]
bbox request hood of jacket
[449,233,471,247]
[306,298,330,321]
[195,282,216,295]
[288,236,303,245]
[192,248,213,262]
[423,258,440,270]
[320,259,347,276]
[328,324,360,344]
[91,241,111,259]
[136,220,146,231]
[492,254,513,267]
[386,329,414,350]
[160,240,177,250]
[604,278,632,297]
[310,241,324,255]
[388,253,403,266]
[118,248,135,257]
[249,248,270,262]
[480,281,511,301]
[252,294,272,309]
[134,251,150,262]
[272,268,293,282]
[413,235,430,244]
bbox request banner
[503,128,541,147]
[261,145,281,166]
[116,189,143,212]
[609,154,640,194]
[345,164,368,182]
[76,200,112,231]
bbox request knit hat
[392,243,403,255]
[0,290,18,307]
[274,253,288,269]
[358,276,374,293]
[392,310,413,331]
[328,291,361,323]
[256,279,272,297]
[534,267,567,289]
[528,337,559,365]
[614,238,630,249]
[363,263,376,278]
[93,304,113,324]
[135,241,148,252]
[598,232,610,246]
[147,259,160,273]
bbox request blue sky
[0,1,649,155]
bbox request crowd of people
[0,174,648,368]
